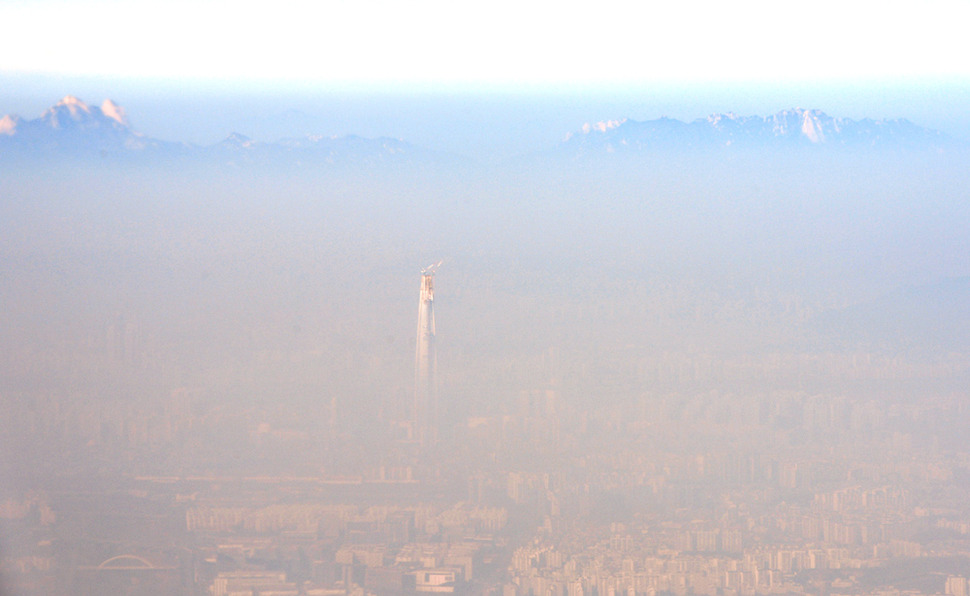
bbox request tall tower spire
[414,262,441,446]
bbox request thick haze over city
[2,1,970,595]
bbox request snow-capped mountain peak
[33,95,133,132]
[0,113,22,136]
[798,109,827,143]
[221,132,257,148]
[42,95,96,128]
[581,119,627,134]
[706,112,741,126]
[57,95,93,113]
[100,99,129,127]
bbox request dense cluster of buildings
[3,271,970,595]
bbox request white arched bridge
[78,554,177,571]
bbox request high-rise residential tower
[413,262,440,446]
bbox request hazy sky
[2,0,970,153]
[2,0,968,86]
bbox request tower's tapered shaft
[414,267,438,446]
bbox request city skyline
[2,2,970,594]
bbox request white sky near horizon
[1,0,968,87]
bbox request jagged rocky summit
[0,95,169,156]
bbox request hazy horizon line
[3,75,969,150]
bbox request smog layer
[1,94,969,596]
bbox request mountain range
[0,96,442,169]
[0,95,175,156]
[563,109,952,153]
[0,96,960,168]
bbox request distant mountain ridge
[214,131,420,168]
[0,98,958,168]
[0,96,442,168]
[0,95,176,155]
[563,108,952,153]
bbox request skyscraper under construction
[413,262,440,447]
